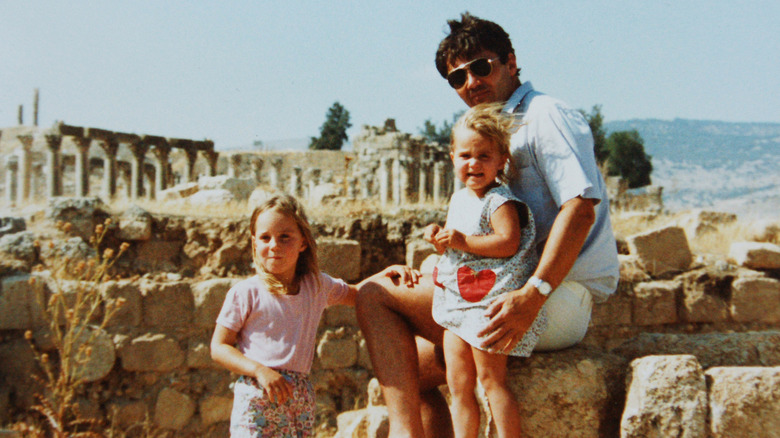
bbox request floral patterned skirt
[230,371,314,437]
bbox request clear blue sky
[2,1,778,150]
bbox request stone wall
[1,202,779,437]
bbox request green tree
[310,101,352,150]
[606,129,653,189]
[419,110,464,145]
[580,105,608,165]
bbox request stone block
[141,281,193,328]
[324,304,358,327]
[197,175,256,200]
[159,182,199,200]
[154,388,196,430]
[405,239,436,270]
[187,341,219,370]
[0,339,39,408]
[192,278,237,329]
[612,332,780,369]
[319,238,361,282]
[69,326,115,382]
[317,331,358,370]
[631,280,680,326]
[731,277,780,323]
[101,280,142,328]
[117,204,153,241]
[729,241,780,270]
[590,293,632,326]
[107,400,148,429]
[743,219,780,243]
[134,240,184,273]
[706,366,780,437]
[506,345,627,438]
[200,395,233,426]
[119,333,185,372]
[678,270,731,323]
[335,406,389,438]
[188,189,235,205]
[621,355,707,438]
[45,196,110,241]
[627,226,692,277]
[0,275,38,329]
[676,209,737,239]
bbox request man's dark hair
[435,12,516,79]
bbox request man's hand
[477,283,546,353]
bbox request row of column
[4,124,218,204]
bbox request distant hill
[604,119,780,219]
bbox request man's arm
[477,195,596,352]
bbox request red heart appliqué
[457,266,496,303]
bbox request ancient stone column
[347,177,358,199]
[359,169,371,199]
[289,166,302,197]
[379,158,392,206]
[392,158,401,206]
[33,88,39,127]
[228,154,242,178]
[269,158,283,190]
[144,165,156,200]
[16,135,33,202]
[44,133,63,198]
[251,157,264,184]
[150,143,171,196]
[5,156,18,204]
[307,168,321,201]
[399,158,410,205]
[98,138,119,200]
[418,161,430,204]
[202,143,218,177]
[31,163,43,201]
[126,138,148,200]
[72,137,92,197]
[433,161,445,204]
[183,148,197,183]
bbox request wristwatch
[528,276,552,296]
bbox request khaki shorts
[535,281,593,351]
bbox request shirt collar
[503,81,534,114]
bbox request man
[356,12,619,438]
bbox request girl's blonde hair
[451,102,518,182]
[249,194,319,295]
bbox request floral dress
[432,185,547,357]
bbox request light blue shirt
[503,82,619,302]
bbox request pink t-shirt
[216,272,350,374]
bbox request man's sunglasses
[446,57,500,89]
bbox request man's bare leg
[417,336,453,438]
[357,274,451,438]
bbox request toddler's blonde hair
[451,102,518,182]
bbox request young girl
[424,103,545,438]
[211,194,417,437]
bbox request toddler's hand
[434,228,466,252]
[423,224,441,244]
[255,366,294,405]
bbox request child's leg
[472,349,522,438]
[443,330,480,438]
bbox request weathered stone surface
[186,341,219,369]
[247,187,273,207]
[119,333,185,372]
[678,269,731,323]
[101,280,142,328]
[107,400,148,429]
[0,339,38,407]
[729,241,780,270]
[199,395,232,426]
[141,281,193,327]
[706,366,780,438]
[619,254,652,282]
[134,240,184,273]
[311,182,342,204]
[621,355,707,438]
[45,196,110,240]
[0,217,25,238]
[591,291,632,326]
[197,175,256,200]
[730,276,780,323]
[69,326,115,382]
[630,280,680,326]
[324,304,358,327]
[0,231,36,268]
[38,236,95,270]
[506,345,627,438]
[743,219,780,243]
[335,406,389,438]
[0,274,46,329]
[117,204,153,241]
[319,238,361,282]
[612,332,780,368]
[317,331,358,369]
[159,182,199,200]
[676,209,737,239]
[154,387,196,430]
[405,239,435,270]
[627,226,693,277]
[188,189,235,205]
[192,278,237,329]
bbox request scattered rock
[729,241,780,270]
